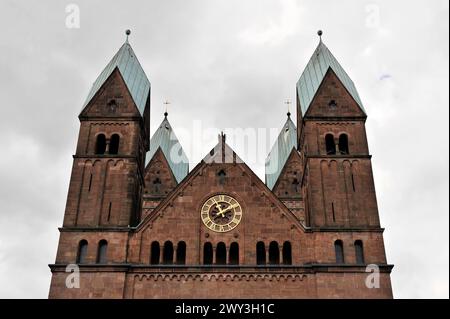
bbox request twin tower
[49,32,393,299]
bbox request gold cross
[284,99,292,113]
[163,100,171,113]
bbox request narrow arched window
[354,240,365,264]
[328,100,338,109]
[282,241,292,265]
[76,240,88,264]
[217,169,226,185]
[176,241,186,265]
[96,240,108,264]
[325,134,336,155]
[339,134,349,155]
[163,241,174,264]
[269,241,280,265]
[95,134,106,155]
[153,178,162,193]
[216,242,227,265]
[229,242,239,265]
[203,242,213,265]
[109,134,120,155]
[256,242,266,265]
[150,241,160,265]
[335,240,345,264]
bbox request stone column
[279,247,283,265]
[159,243,164,264]
[173,244,178,265]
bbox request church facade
[48,33,394,299]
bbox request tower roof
[82,41,151,115]
[265,116,297,190]
[296,40,365,115]
[145,115,189,183]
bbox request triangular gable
[144,147,178,196]
[304,68,366,118]
[272,148,303,197]
[80,68,142,117]
[135,139,307,233]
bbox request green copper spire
[145,114,189,183]
[265,115,297,190]
[82,30,151,115]
[297,33,365,115]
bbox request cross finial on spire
[163,99,171,117]
[317,30,323,42]
[125,29,131,43]
[284,99,292,117]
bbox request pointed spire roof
[145,114,189,183]
[265,115,297,190]
[296,39,365,115]
[83,38,151,115]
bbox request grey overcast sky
[0,0,448,298]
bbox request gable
[130,161,307,264]
[80,68,142,118]
[304,69,366,118]
[136,160,305,235]
[144,148,178,197]
[272,149,303,198]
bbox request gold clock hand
[220,203,239,215]
[212,199,226,217]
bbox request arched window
[256,242,266,265]
[216,242,227,265]
[107,99,117,113]
[109,134,120,155]
[325,134,336,155]
[153,178,162,193]
[339,134,349,155]
[150,241,160,265]
[163,241,174,264]
[76,240,88,264]
[96,240,108,264]
[203,242,213,265]
[335,240,345,264]
[229,242,239,265]
[328,100,338,109]
[269,241,280,265]
[354,240,365,264]
[282,241,292,265]
[217,169,226,185]
[95,134,106,155]
[176,241,186,265]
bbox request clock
[201,194,243,233]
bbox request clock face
[201,194,243,233]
